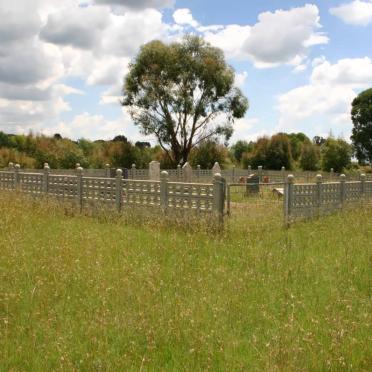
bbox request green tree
[286,132,310,161]
[321,138,352,172]
[299,143,320,171]
[265,134,293,170]
[231,140,252,163]
[122,35,248,166]
[189,141,227,169]
[351,88,372,165]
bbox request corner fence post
[43,163,50,194]
[213,173,224,224]
[284,174,295,227]
[76,166,83,212]
[160,171,169,211]
[14,163,20,190]
[116,168,123,212]
[316,174,323,217]
[340,174,346,208]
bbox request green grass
[0,192,371,371]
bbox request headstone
[212,162,221,175]
[245,174,259,195]
[182,162,192,182]
[149,160,160,181]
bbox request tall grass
[0,192,371,370]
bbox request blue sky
[0,0,371,144]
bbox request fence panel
[48,175,78,200]
[19,172,43,195]
[82,177,116,206]
[0,171,15,190]
[123,180,161,206]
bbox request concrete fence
[284,173,372,224]
[0,164,226,221]
[6,161,370,184]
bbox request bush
[321,138,352,172]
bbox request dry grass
[0,191,371,371]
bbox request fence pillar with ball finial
[284,174,295,226]
[115,168,123,212]
[76,166,83,211]
[43,163,50,193]
[160,171,169,211]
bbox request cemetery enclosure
[0,165,225,220]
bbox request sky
[0,0,371,145]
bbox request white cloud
[173,8,198,28]
[277,57,372,135]
[93,0,174,10]
[234,71,248,89]
[330,0,372,26]
[42,111,149,141]
[203,4,328,68]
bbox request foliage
[230,140,252,163]
[122,35,248,165]
[299,143,320,171]
[246,134,293,170]
[351,88,372,164]
[286,132,310,161]
[321,138,352,172]
[188,141,228,169]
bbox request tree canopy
[351,88,372,165]
[122,35,249,165]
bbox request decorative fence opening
[0,164,225,223]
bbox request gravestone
[245,174,259,195]
[149,160,160,181]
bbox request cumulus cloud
[173,8,199,27]
[330,0,372,26]
[202,5,328,68]
[93,0,174,10]
[40,6,110,49]
[277,57,372,135]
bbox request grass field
[0,192,371,371]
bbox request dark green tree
[231,140,252,163]
[299,143,320,171]
[122,35,249,165]
[321,138,352,172]
[189,141,227,169]
[351,88,372,165]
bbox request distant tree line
[0,130,360,173]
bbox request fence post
[43,163,50,194]
[212,162,221,177]
[131,164,136,179]
[281,166,286,183]
[160,171,169,211]
[330,168,334,181]
[258,166,263,183]
[213,173,224,224]
[115,168,123,212]
[316,174,322,217]
[8,162,14,171]
[197,165,201,182]
[14,163,20,190]
[248,165,252,175]
[360,173,366,200]
[105,164,111,178]
[232,165,235,183]
[284,174,295,227]
[177,164,181,181]
[76,166,83,212]
[340,174,346,207]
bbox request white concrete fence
[0,163,226,221]
[284,173,372,224]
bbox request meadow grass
[0,192,371,371]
